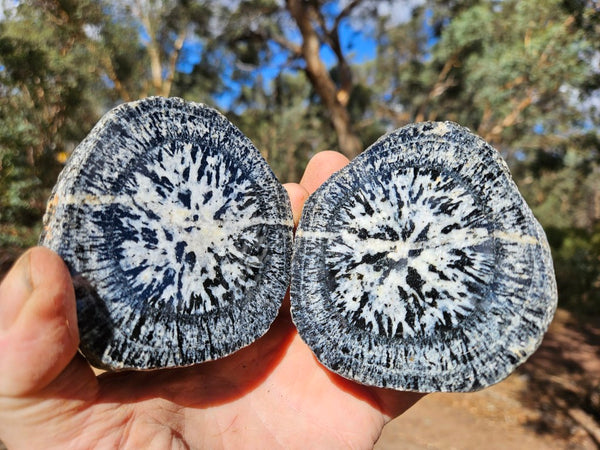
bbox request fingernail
[0,252,33,330]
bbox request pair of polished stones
[40,97,557,393]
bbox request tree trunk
[286,0,363,158]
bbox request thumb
[0,247,79,396]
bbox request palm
[11,309,413,448]
[0,152,422,449]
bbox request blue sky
[197,0,432,111]
[203,20,379,111]
[180,1,423,111]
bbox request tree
[374,0,599,150]
[107,0,218,100]
[216,0,396,158]
[0,0,109,244]
[0,0,221,245]
[233,70,335,183]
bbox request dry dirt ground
[376,308,600,449]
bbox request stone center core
[325,166,495,339]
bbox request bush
[547,225,600,316]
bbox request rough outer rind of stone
[290,121,557,393]
[40,96,293,370]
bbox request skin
[0,151,423,449]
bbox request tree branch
[479,87,536,143]
[327,20,353,106]
[313,4,330,44]
[163,27,187,97]
[333,0,362,33]
[286,0,362,156]
[270,33,302,56]
[230,28,302,57]
[491,90,535,136]
[313,0,361,108]
[100,54,132,102]
[414,51,459,122]
[134,1,163,93]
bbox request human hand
[0,151,423,449]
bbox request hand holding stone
[0,152,421,449]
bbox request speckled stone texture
[291,121,557,392]
[40,97,293,370]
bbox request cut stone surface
[40,97,293,370]
[291,121,557,392]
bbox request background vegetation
[1,0,599,315]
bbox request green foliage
[232,72,331,183]
[547,226,600,316]
[377,0,598,145]
[0,0,222,247]
[517,131,600,313]
[0,0,109,245]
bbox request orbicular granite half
[40,97,293,370]
[291,121,557,392]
